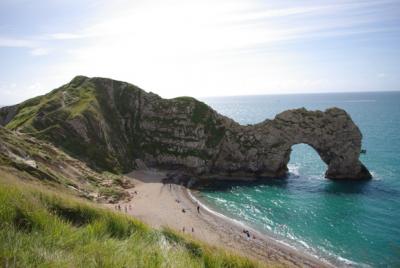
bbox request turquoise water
[197,92,400,267]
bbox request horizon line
[1,89,399,107]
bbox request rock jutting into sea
[0,76,371,180]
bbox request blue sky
[0,0,399,105]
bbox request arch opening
[286,143,328,179]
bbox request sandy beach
[108,170,333,268]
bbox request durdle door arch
[211,108,372,180]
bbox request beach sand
[108,170,333,268]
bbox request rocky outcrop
[215,108,371,180]
[0,104,18,126]
[0,76,371,180]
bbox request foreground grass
[0,177,266,268]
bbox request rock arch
[212,108,372,180]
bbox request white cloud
[49,33,85,40]
[1,0,399,103]
[0,83,17,96]
[0,37,37,48]
[44,0,393,97]
[27,82,43,91]
[30,48,50,56]
[0,81,46,105]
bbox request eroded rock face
[0,76,371,180]
[214,108,371,180]
[0,104,18,126]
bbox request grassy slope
[0,127,272,267]
[2,76,125,173]
[0,127,131,203]
[0,77,279,267]
[0,173,268,268]
[1,76,228,174]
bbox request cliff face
[217,108,371,180]
[0,76,371,180]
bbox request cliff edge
[0,76,371,180]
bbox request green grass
[5,104,39,130]
[0,176,266,268]
[66,84,97,118]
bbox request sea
[196,91,400,267]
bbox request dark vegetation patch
[47,202,100,227]
[99,187,127,202]
[38,97,62,113]
[191,101,209,124]
[13,208,34,232]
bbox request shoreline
[109,169,335,268]
[188,189,355,267]
[185,188,338,268]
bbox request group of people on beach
[115,204,132,212]
[182,227,195,233]
[114,190,139,213]
[179,200,202,234]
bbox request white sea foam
[188,190,249,229]
[370,171,381,180]
[298,240,311,249]
[287,163,300,176]
[337,256,368,267]
[213,197,228,204]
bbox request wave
[370,170,381,180]
[287,163,300,176]
[188,189,248,229]
[337,256,371,268]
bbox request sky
[0,0,399,105]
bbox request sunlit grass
[0,176,268,268]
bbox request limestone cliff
[0,76,371,180]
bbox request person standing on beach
[197,205,200,214]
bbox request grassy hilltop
[0,76,226,174]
